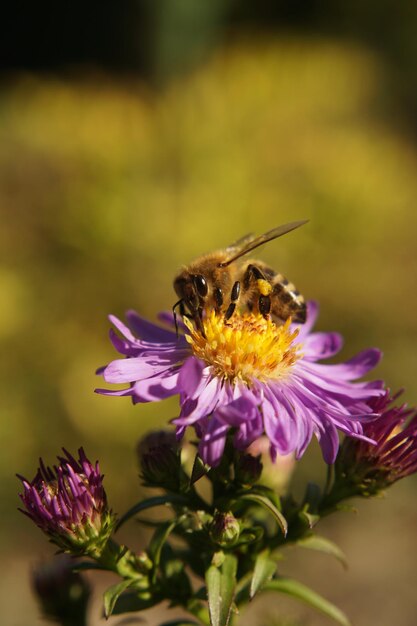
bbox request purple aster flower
[18,448,115,557]
[96,302,383,467]
[336,391,417,494]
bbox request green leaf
[265,578,351,626]
[240,494,288,536]
[297,535,348,569]
[115,494,188,531]
[72,560,110,572]
[104,580,135,618]
[111,591,157,615]
[149,519,179,582]
[206,553,238,626]
[190,455,209,485]
[250,550,277,599]
[246,485,282,510]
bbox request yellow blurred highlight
[0,268,30,338]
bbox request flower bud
[336,392,417,496]
[18,448,115,557]
[137,430,182,491]
[32,555,90,625]
[234,452,263,486]
[209,511,240,547]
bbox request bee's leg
[224,281,241,321]
[243,264,272,319]
[172,299,184,338]
[172,299,196,337]
[214,287,223,312]
[243,264,267,288]
[195,308,206,337]
[259,295,271,317]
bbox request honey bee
[173,220,308,335]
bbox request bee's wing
[225,232,255,255]
[220,219,308,267]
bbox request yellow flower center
[184,310,301,384]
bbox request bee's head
[173,272,208,314]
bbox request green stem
[97,539,151,580]
[318,483,360,517]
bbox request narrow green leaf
[149,519,178,582]
[245,485,282,510]
[250,550,277,600]
[72,561,110,572]
[190,455,209,485]
[111,591,157,615]
[240,494,288,536]
[265,578,351,626]
[115,494,188,531]
[206,553,238,626]
[104,580,135,618]
[297,535,348,569]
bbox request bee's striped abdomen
[271,273,306,323]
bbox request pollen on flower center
[183,310,301,384]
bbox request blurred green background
[1,2,417,625]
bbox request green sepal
[190,455,209,485]
[233,526,264,547]
[296,534,348,569]
[103,579,136,618]
[264,578,351,626]
[250,550,277,600]
[239,494,288,536]
[206,553,238,626]
[115,495,188,531]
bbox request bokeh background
[2,2,417,625]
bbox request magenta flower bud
[18,448,115,557]
[209,511,240,547]
[336,391,417,495]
